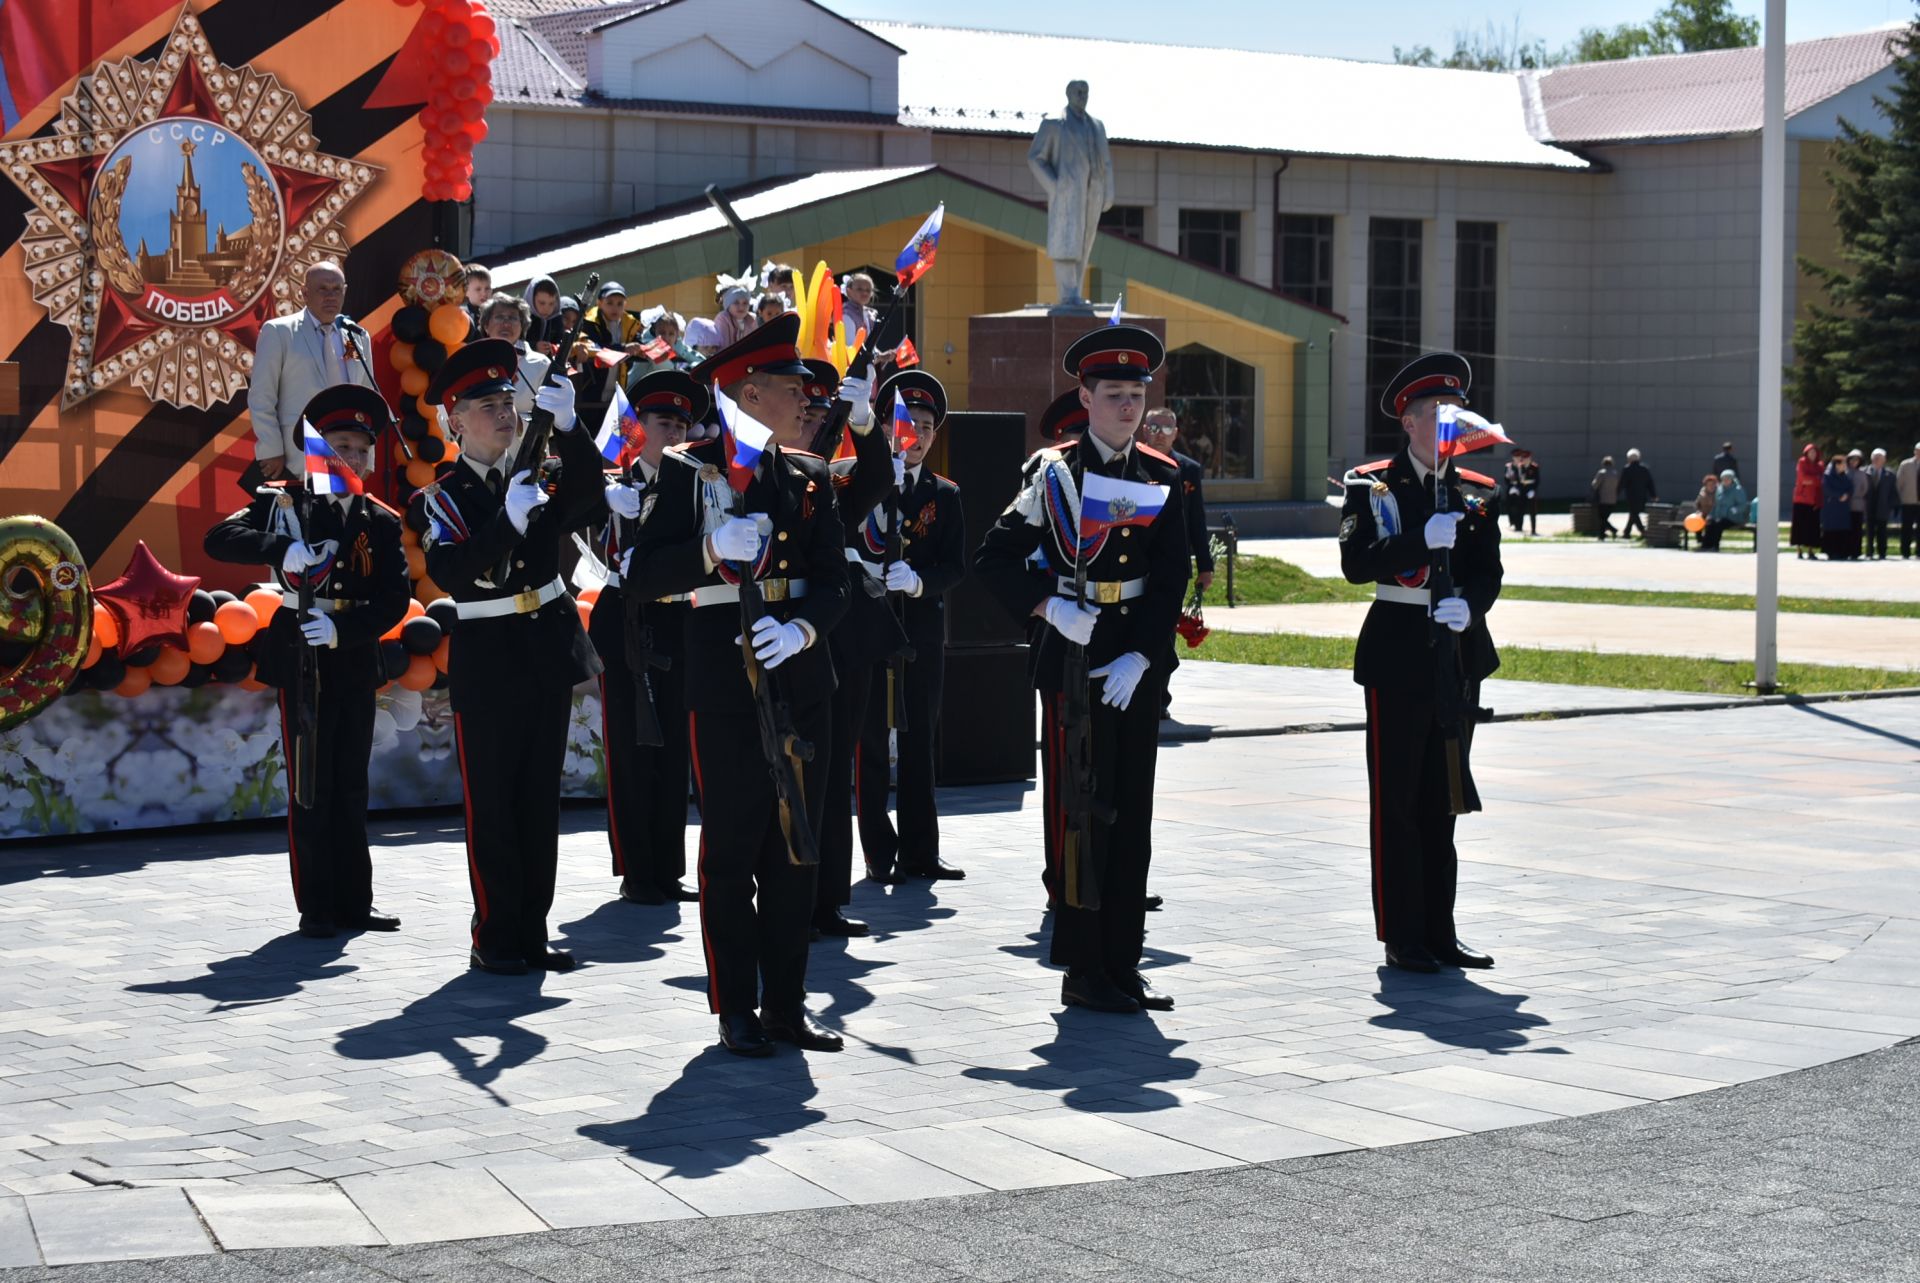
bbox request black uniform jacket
[891,466,967,645]
[1339,449,1503,692]
[974,436,1189,693]
[205,485,410,690]
[416,423,608,712]
[626,436,850,717]
[828,420,909,670]
[1174,450,1214,575]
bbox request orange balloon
[149,646,191,685]
[392,439,413,467]
[82,632,102,669]
[416,394,437,420]
[576,599,593,632]
[389,341,416,372]
[115,666,153,698]
[406,545,427,580]
[416,575,447,604]
[404,598,426,621]
[406,458,438,489]
[92,600,120,650]
[246,588,283,623]
[1683,513,1707,533]
[215,600,260,645]
[432,636,451,673]
[399,652,437,691]
[438,436,460,462]
[239,674,267,692]
[400,366,429,398]
[429,303,470,346]
[186,620,225,665]
[578,587,600,608]
[401,524,421,548]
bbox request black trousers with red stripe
[1362,682,1476,948]
[600,664,690,891]
[1039,674,1163,975]
[857,646,945,870]
[690,698,829,1015]
[453,678,572,960]
[276,683,376,922]
[818,657,876,913]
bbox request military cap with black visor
[1062,324,1164,384]
[875,367,949,427]
[1038,386,1090,442]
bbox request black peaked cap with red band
[691,311,810,389]
[1380,351,1472,419]
[428,338,519,409]
[802,359,840,409]
[1063,323,1163,384]
[876,369,948,428]
[300,383,393,440]
[629,369,709,423]
[1037,387,1089,441]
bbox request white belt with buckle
[693,578,808,608]
[454,575,568,620]
[1055,575,1144,605]
[1375,583,1432,606]
[845,547,885,579]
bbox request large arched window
[1166,343,1256,479]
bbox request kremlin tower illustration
[135,139,254,294]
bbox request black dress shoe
[469,947,529,975]
[619,882,667,905]
[899,857,965,880]
[1115,971,1175,1011]
[527,949,578,972]
[1432,940,1495,969]
[1061,971,1141,1014]
[297,915,337,939]
[1384,942,1441,974]
[812,911,869,938]
[864,860,901,886]
[761,1007,844,1052]
[665,881,699,902]
[339,910,401,932]
[1143,894,1164,912]
[718,1012,775,1057]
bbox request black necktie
[487,469,504,498]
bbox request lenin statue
[1027,80,1114,310]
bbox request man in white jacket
[248,261,376,480]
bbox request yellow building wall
[1795,139,1846,326]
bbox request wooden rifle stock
[732,481,819,866]
[1059,552,1112,910]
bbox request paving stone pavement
[3,689,1919,1269]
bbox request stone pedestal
[967,309,1167,455]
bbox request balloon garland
[395,0,499,204]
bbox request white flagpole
[1754,0,1786,692]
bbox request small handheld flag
[714,387,773,493]
[1435,405,1513,461]
[595,384,644,466]
[1106,290,1125,326]
[302,421,364,496]
[640,335,674,362]
[1078,472,1166,539]
[890,392,920,453]
[894,335,920,368]
[893,203,944,289]
[591,346,629,368]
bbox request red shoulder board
[1135,443,1176,467]
[1053,437,1081,450]
[932,471,954,486]
[365,495,403,519]
[1355,459,1393,475]
[1458,468,1495,488]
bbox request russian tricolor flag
[890,392,920,452]
[595,384,645,465]
[1436,405,1513,461]
[302,421,364,496]
[894,203,944,289]
[1078,472,1166,538]
[715,387,773,493]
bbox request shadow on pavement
[335,970,568,1104]
[554,898,683,966]
[125,931,355,1010]
[1368,966,1564,1055]
[1789,700,1920,752]
[578,1045,823,1175]
[961,1011,1202,1112]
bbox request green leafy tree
[1395,19,1559,72]
[1568,0,1759,63]
[1787,24,1919,453]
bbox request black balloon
[400,412,430,442]
[209,589,239,608]
[412,338,447,374]
[417,435,445,464]
[379,639,410,681]
[180,663,213,688]
[122,645,160,668]
[86,654,126,690]
[404,498,430,534]
[431,670,450,691]
[187,589,217,624]
[211,648,253,683]
[400,616,442,655]
[426,597,459,632]
[393,304,430,344]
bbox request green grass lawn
[1190,630,1920,696]
[1217,553,1920,619]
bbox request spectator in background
[1846,448,1869,560]
[712,278,755,346]
[558,294,581,333]
[636,306,692,374]
[842,272,877,350]
[577,282,642,426]
[1712,440,1739,481]
[1864,448,1898,560]
[1693,473,1722,550]
[754,292,789,327]
[1821,454,1855,560]
[684,316,724,359]
[1791,442,1824,560]
[1899,442,1920,558]
[1709,469,1747,551]
[1515,449,1540,535]
[479,293,550,420]
[1501,448,1527,534]
[1619,447,1657,539]
[462,264,492,337]
[521,276,565,355]
[1590,455,1621,539]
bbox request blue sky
[847,1,1909,60]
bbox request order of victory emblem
[0,8,381,410]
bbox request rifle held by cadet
[1059,549,1113,909]
[494,270,599,584]
[289,486,320,810]
[732,489,819,867]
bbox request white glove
[708,516,762,564]
[1432,595,1471,633]
[1090,651,1149,711]
[619,547,633,578]
[299,608,338,649]
[892,456,907,487]
[604,480,641,519]
[281,539,337,577]
[1422,512,1461,550]
[839,375,872,426]
[1042,595,1100,646]
[534,378,577,431]
[885,560,923,597]
[743,614,808,668]
[504,469,550,534]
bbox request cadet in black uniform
[205,384,410,939]
[593,369,706,906]
[627,315,851,1056]
[975,326,1189,1015]
[1339,352,1503,974]
[415,339,616,975]
[856,370,968,882]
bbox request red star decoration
[92,541,201,657]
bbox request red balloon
[451,76,476,100]
[474,83,494,105]
[470,12,496,40]
[448,131,473,154]
[452,180,472,201]
[92,541,201,657]
[463,118,488,143]
[421,6,446,32]
[456,95,485,120]
[444,22,472,47]
[443,49,471,76]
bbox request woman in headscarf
[1821,453,1855,560]
[1790,441,1824,560]
[1707,468,1748,551]
[1692,473,1722,550]
[521,274,566,355]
